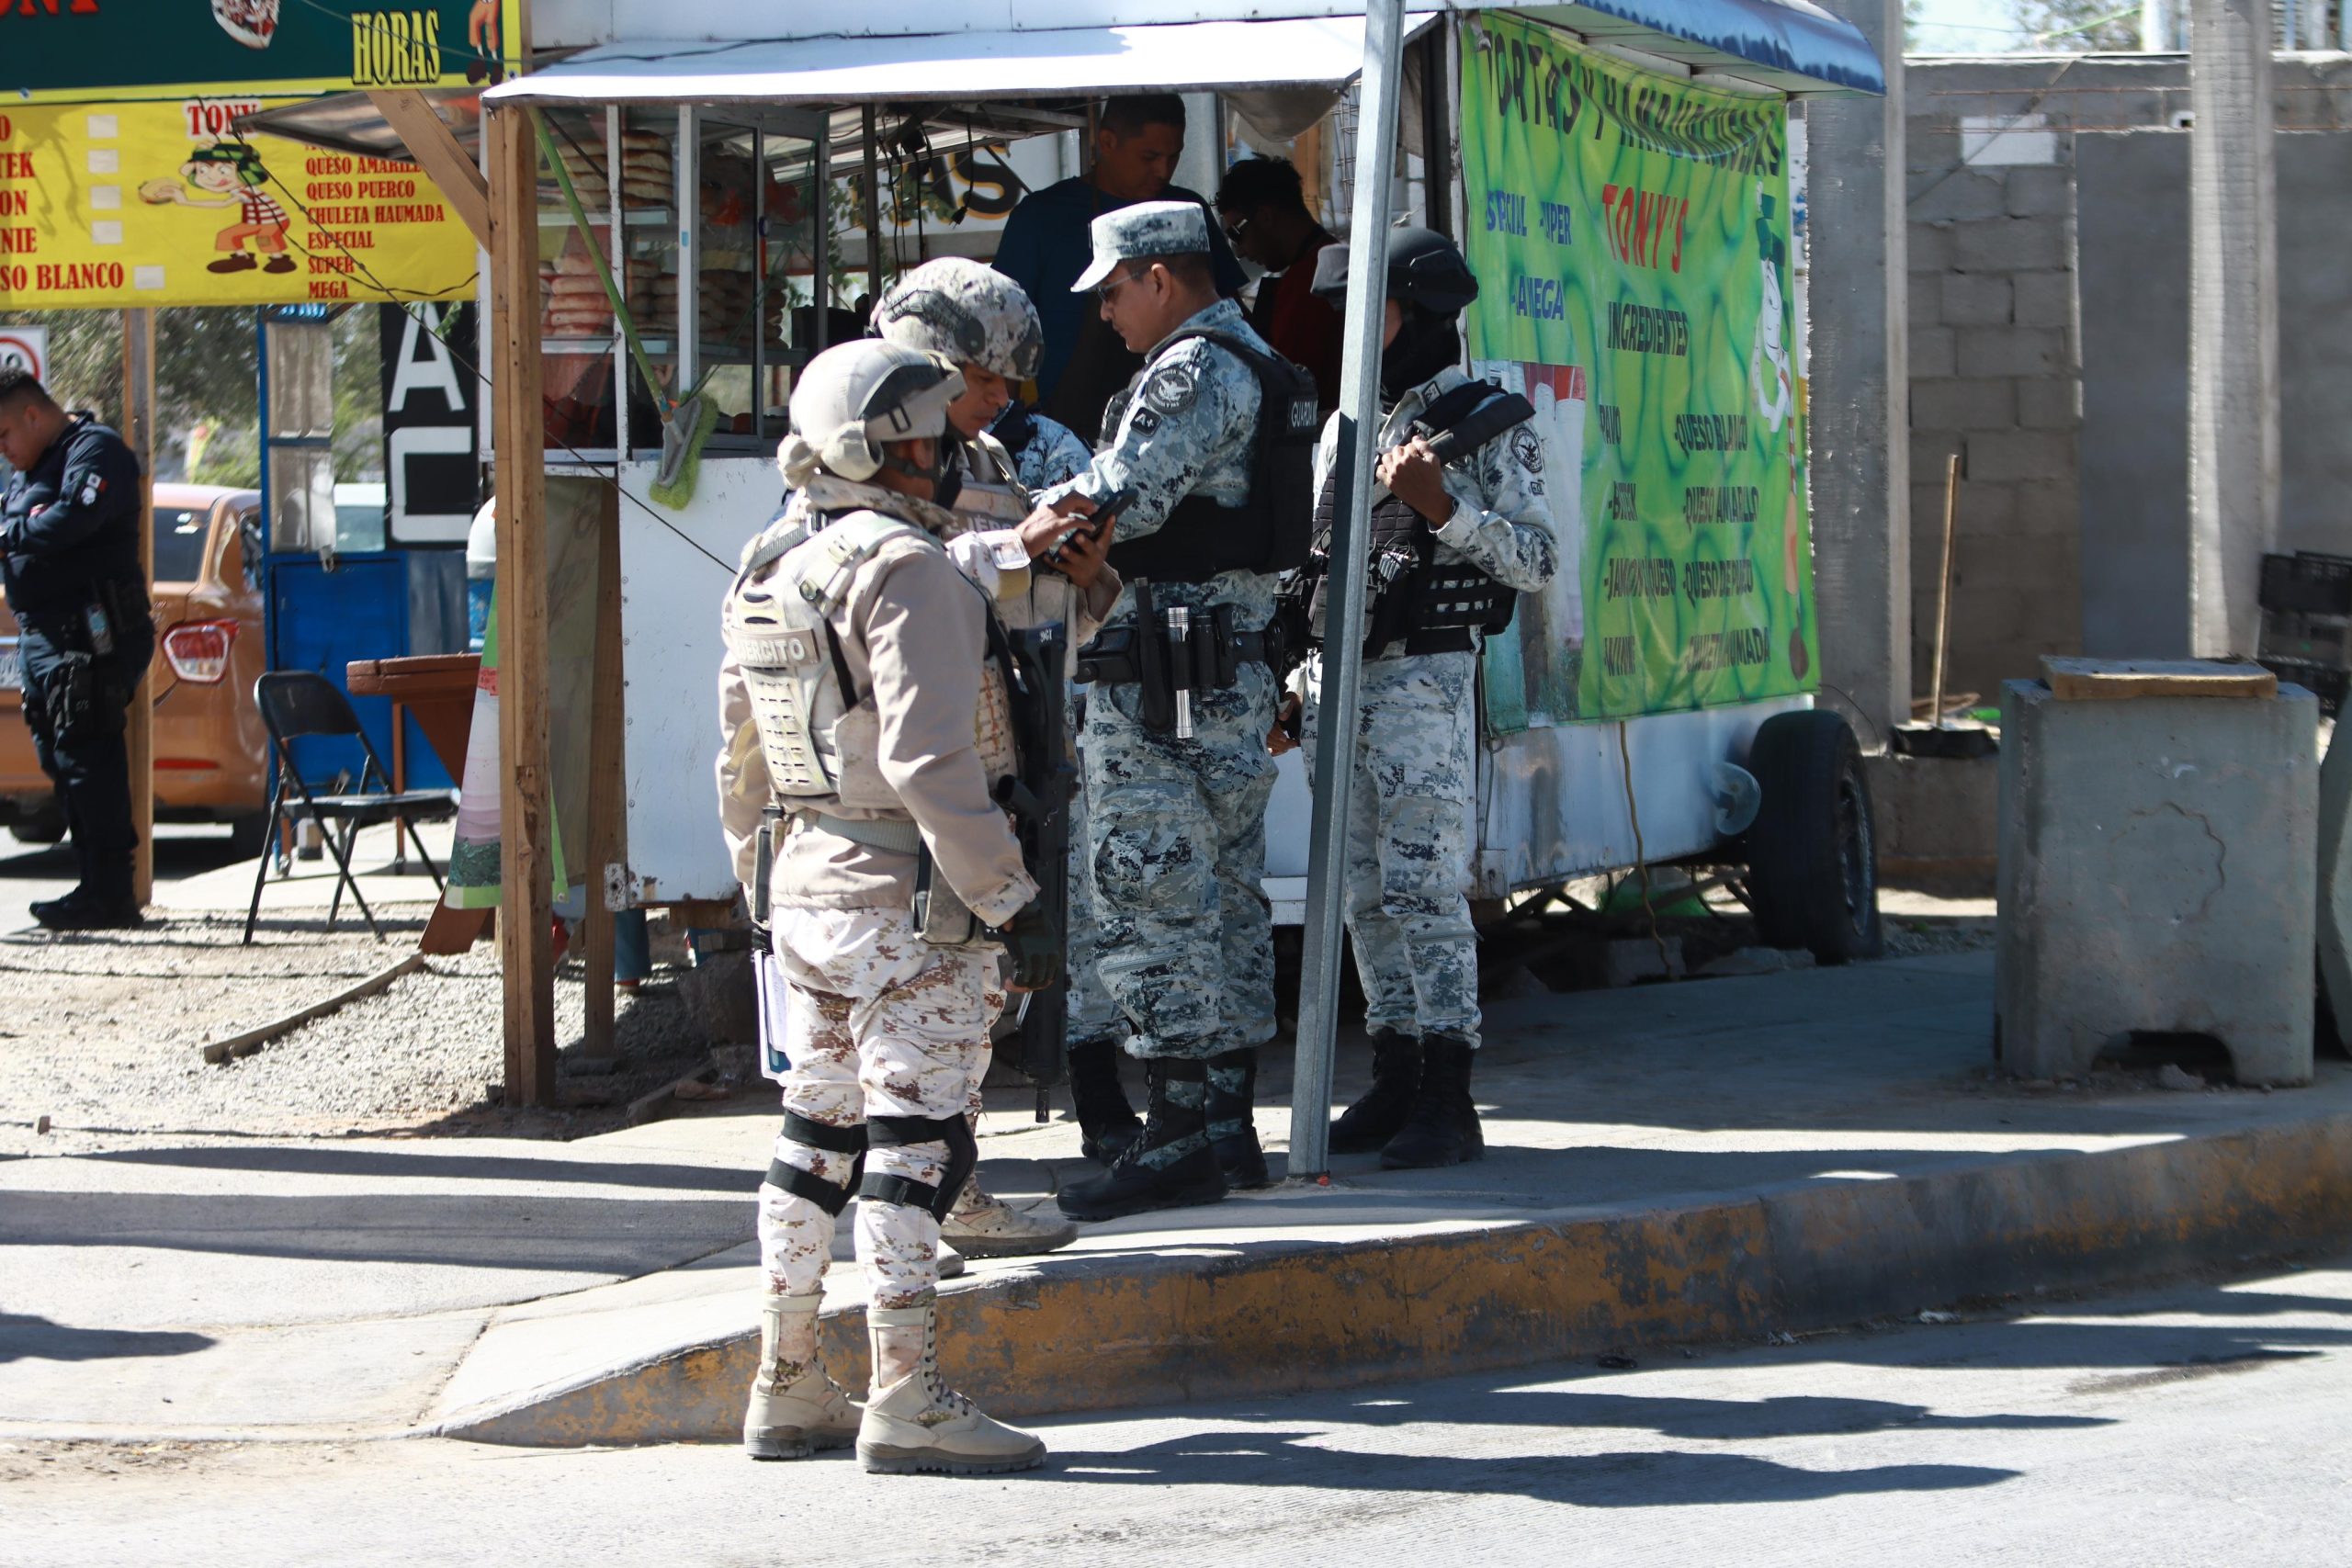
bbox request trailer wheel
[1742,710,1883,964]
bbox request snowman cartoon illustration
[140,139,295,275]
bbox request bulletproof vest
[724,507,1017,815]
[945,432,1029,528]
[1304,379,1521,651]
[1104,328,1320,586]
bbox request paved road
[12,1260,2352,1566]
[0,824,245,931]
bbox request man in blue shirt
[993,94,1245,446]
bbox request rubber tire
[8,803,66,845]
[1741,710,1884,964]
[226,811,273,860]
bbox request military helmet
[871,257,1045,382]
[1309,225,1479,313]
[788,339,966,483]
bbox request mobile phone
[1048,487,1136,564]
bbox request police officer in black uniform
[0,369,153,930]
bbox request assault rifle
[991,624,1077,1113]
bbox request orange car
[0,483,269,854]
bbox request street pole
[1287,0,1407,1179]
[2187,0,2278,657]
[121,309,155,908]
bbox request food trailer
[264,0,1887,1111]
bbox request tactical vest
[1104,328,1320,585]
[724,507,1017,818]
[1304,379,1521,656]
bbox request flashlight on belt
[1166,604,1193,739]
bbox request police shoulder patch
[1143,357,1202,416]
[1509,424,1545,475]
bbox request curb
[435,1111,2352,1447]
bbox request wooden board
[2041,657,2278,702]
[202,954,425,1064]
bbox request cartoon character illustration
[210,0,279,49]
[1749,185,1795,437]
[466,0,506,85]
[139,139,295,275]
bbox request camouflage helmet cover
[871,257,1045,382]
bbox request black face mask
[1380,305,1461,402]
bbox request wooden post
[579,492,624,1056]
[488,105,557,1105]
[121,309,155,908]
[1928,452,1961,727]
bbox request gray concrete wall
[1901,54,2352,695]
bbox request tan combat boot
[857,1299,1046,1475]
[942,1173,1080,1258]
[742,1292,859,1461]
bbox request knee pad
[856,1112,978,1224]
[765,1111,866,1218]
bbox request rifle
[990,624,1076,1115]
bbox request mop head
[650,392,720,510]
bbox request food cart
[296,0,1888,1125]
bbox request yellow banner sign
[0,99,476,310]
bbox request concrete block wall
[1897,53,2352,705]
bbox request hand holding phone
[1047,487,1136,566]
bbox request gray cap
[1071,199,1212,292]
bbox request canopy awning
[482,15,1443,108]
[1518,0,1885,96]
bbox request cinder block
[1953,216,2069,273]
[1956,324,2067,378]
[1906,126,1962,175]
[1996,677,2319,1085]
[1908,276,1941,331]
[2015,376,2079,430]
[1955,526,2072,589]
[2005,165,2073,218]
[1941,273,2014,326]
[1911,376,2017,431]
[1962,428,2074,485]
[1912,170,2009,223]
[1956,479,2022,537]
[1908,222,1956,275]
[2009,270,2075,329]
[1911,325,1958,378]
[2008,479,2078,536]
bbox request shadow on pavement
[85,1143,758,1193]
[0,1313,213,1365]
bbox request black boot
[1379,1034,1484,1169]
[1206,1047,1271,1190]
[1066,1036,1143,1167]
[1330,1029,1421,1155]
[1057,1057,1227,1222]
[34,855,141,931]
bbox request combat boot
[857,1299,1046,1476]
[1066,1036,1142,1166]
[1330,1029,1420,1154]
[1206,1047,1272,1190]
[1057,1057,1227,1222]
[1379,1033,1486,1169]
[742,1292,859,1461]
[943,1174,1079,1258]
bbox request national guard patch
[1143,360,1201,415]
[1509,424,1544,475]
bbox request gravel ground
[0,913,713,1148]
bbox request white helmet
[871,257,1045,382]
[787,339,966,483]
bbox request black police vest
[1103,328,1319,586]
[1304,380,1520,652]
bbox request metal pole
[813,128,831,351]
[121,308,154,908]
[862,106,884,305]
[1288,0,1407,1179]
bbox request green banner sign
[1459,13,1816,726]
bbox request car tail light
[162,619,237,684]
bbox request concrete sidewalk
[6,949,2351,1446]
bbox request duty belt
[1072,583,1281,740]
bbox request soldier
[1031,202,1321,1223]
[868,258,1127,1253]
[989,399,1094,498]
[1281,228,1558,1168]
[717,339,1057,1475]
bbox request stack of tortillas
[650,266,756,347]
[619,130,673,206]
[541,234,657,339]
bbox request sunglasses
[1222,213,1252,246]
[1095,267,1144,304]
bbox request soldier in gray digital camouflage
[1277,227,1558,1168]
[1026,201,1323,1223]
[869,257,1121,1255]
[716,338,1060,1475]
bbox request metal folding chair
[243,671,458,943]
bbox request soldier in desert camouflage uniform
[717,339,1060,1476]
[1281,228,1557,1169]
[1029,202,1318,1223]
